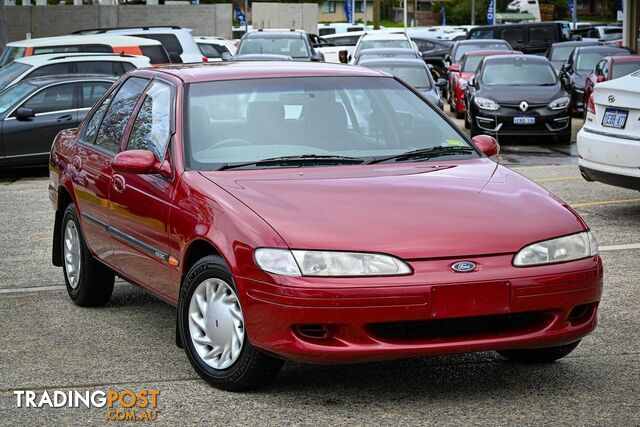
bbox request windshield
[461,55,486,72]
[359,40,412,51]
[601,29,622,41]
[453,42,510,63]
[550,45,577,61]
[238,37,310,59]
[0,46,27,68]
[369,65,432,89]
[576,51,619,71]
[0,81,36,115]
[186,77,471,169]
[0,62,32,91]
[612,62,640,79]
[482,61,557,85]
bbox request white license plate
[602,108,628,129]
[514,116,535,125]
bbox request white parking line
[0,285,66,294]
[599,243,640,252]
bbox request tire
[61,205,114,307]
[178,255,284,391]
[497,340,581,364]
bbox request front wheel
[178,255,284,391]
[61,205,114,306]
[497,340,581,363]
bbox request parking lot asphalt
[1,115,639,425]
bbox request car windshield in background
[576,51,619,71]
[0,62,32,91]
[482,61,557,85]
[238,37,310,59]
[186,76,471,169]
[550,46,577,61]
[0,81,36,115]
[454,43,509,62]
[0,46,26,68]
[462,55,486,72]
[370,65,432,89]
[612,62,640,79]
[198,43,223,59]
[359,40,412,50]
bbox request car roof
[359,48,417,56]
[19,74,118,87]
[358,57,426,67]
[153,61,386,83]
[7,34,162,48]
[72,26,192,35]
[551,41,599,47]
[482,54,549,64]
[244,31,305,39]
[15,53,150,66]
[361,32,408,41]
[609,55,640,63]
[463,50,520,57]
[454,39,507,46]
[574,45,629,54]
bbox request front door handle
[71,156,82,172]
[56,114,73,123]
[112,175,126,194]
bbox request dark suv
[467,22,571,55]
[236,30,325,62]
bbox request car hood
[480,84,563,104]
[201,159,586,259]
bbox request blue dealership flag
[235,6,246,27]
[487,0,495,25]
[344,0,353,23]
[567,0,574,15]
[441,1,446,26]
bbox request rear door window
[500,27,524,45]
[80,81,113,108]
[76,61,116,75]
[469,29,494,40]
[28,63,72,78]
[529,26,554,43]
[94,77,148,153]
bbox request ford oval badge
[451,261,477,272]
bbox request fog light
[294,324,333,340]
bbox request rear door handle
[112,175,126,194]
[56,114,73,123]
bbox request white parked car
[193,36,237,62]
[577,71,640,190]
[0,53,151,92]
[351,32,416,64]
[73,26,204,64]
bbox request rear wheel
[61,205,114,306]
[497,340,581,363]
[178,255,284,391]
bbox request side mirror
[468,76,476,87]
[436,79,447,88]
[596,75,605,83]
[221,51,233,61]
[447,64,460,72]
[16,107,35,121]
[112,150,160,175]
[472,135,499,157]
[313,50,325,62]
[338,50,348,64]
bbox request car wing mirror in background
[221,51,233,61]
[468,76,475,87]
[112,149,171,178]
[313,50,325,62]
[436,79,447,88]
[472,135,499,157]
[338,50,348,63]
[15,107,35,121]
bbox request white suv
[577,71,640,190]
[0,53,151,92]
[351,32,416,64]
[73,26,204,64]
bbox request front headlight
[474,96,499,111]
[513,231,598,267]
[254,248,412,277]
[548,96,570,110]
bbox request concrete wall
[6,5,232,42]
[252,3,318,34]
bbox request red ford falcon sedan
[49,62,603,391]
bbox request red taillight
[202,56,208,62]
[587,95,595,115]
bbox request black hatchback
[465,55,571,143]
[0,74,116,167]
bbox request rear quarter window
[28,63,72,78]
[140,45,170,64]
[136,34,183,62]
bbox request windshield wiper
[366,146,476,165]
[215,154,364,171]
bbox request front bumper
[238,255,603,364]
[472,104,571,137]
